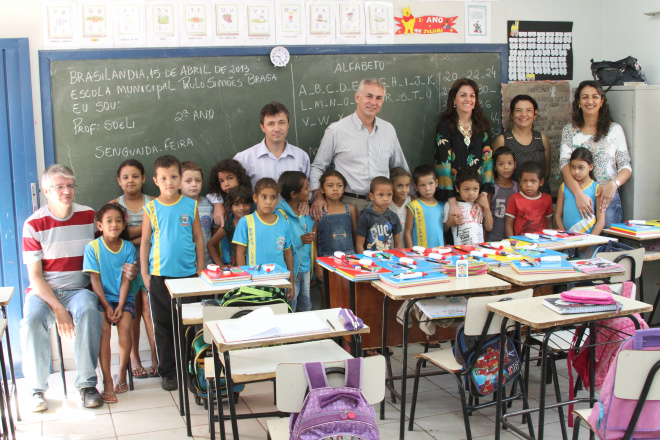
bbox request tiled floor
[7,342,593,440]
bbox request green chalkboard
[42,47,504,209]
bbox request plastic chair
[408,289,534,440]
[55,324,133,398]
[594,248,645,299]
[265,356,386,440]
[572,350,660,440]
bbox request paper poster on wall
[465,2,490,43]
[44,1,80,49]
[392,1,463,44]
[336,1,366,44]
[180,0,212,46]
[112,1,147,48]
[246,1,276,45]
[365,0,393,44]
[501,81,571,195]
[146,1,180,47]
[79,1,113,48]
[212,1,246,46]
[275,0,306,45]
[306,1,336,45]
[507,20,573,82]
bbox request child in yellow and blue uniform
[233,177,295,301]
[404,165,445,248]
[277,171,315,312]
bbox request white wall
[0,0,622,177]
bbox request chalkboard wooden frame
[39,44,508,167]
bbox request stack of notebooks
[569,257,626,274]
[242,264,291,282]
[440,260,489,276]
[378,271,449,288]
[201,267,252,285]
[512,247,568,260]
[543,297,622,315]
[512,230,587,248]
[416,296,467,318]
[510,258,575,275]
[610,222,660,237]
[315,255,391,281]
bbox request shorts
[129,272,147,296]
[98,301,136,319]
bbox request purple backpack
[587,328,660,439]
[289,358,379,440]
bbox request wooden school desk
[165,277,292,437]
[371,275,512,440]
[488,294,651,440]
[204,308,369,440]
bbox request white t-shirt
[443,201,484,245]
[388,196,411,231]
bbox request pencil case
[560,290,615,305]
[339,308,364,331]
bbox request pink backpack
[586,328,660,439]
[567,282,649,426]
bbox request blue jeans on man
[20,288,102,393]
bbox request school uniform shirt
[197,197,214,267]
[443,201,484,245]
[505,192,553,236]
[233,212,292,267]
[83,238,137,304]
[144,195,198,277]
[277,201,315,276]
[561,181,600,233]
[356,207,402,251]
[406,199,445,248]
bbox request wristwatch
[614,179,621,188]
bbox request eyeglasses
[49,184,77,191]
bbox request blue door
[0,38,39,376]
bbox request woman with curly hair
[559,80,632,227]
[434,78,494,225]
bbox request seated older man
[20,164,136,411]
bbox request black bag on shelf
[590,56,647,92]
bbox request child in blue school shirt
[233,178,295,301]
[277,171,315,312]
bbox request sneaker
[79,387,104,408]
[161,377,178,391]
[31,392,47,412]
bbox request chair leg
[127,358,134,391]
[207,377,215,440]
[572,415,581,440]
[408,358,424,431]
[55,328,67,398]
[454,375,473,440]
[550,356,569,440]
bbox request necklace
[458,119,472,146]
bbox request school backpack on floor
[289,358,379,440]
[219,285,292,312]
[186,327,245,406]
[454,322,522,397]
[587,328,660,440]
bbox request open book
[216,307,330,343]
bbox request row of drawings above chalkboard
[45,0,398,50]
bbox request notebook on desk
[216,307,330,343]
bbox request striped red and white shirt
[22,203,96,292]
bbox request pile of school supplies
[378,270,449,288]
[511,230,587,248]
[415,296,467,319]
[315,254,391,281]
[510,257,575,275]
[511,246,568,260]
[241,264,291,282]
[610,222,660,237]
[201,266,252,286]
[440,260,489,276]
[569,257,626,274]
[543,290,621,315]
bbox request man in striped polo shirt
[20,165,130,411]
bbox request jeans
[604,189,623,230]
[20,289,102,393]
[291,271,311,312]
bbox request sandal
[149,366,159,377]
[114,381,129,394]
[102,392,117,404]
[131,366,148,379]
